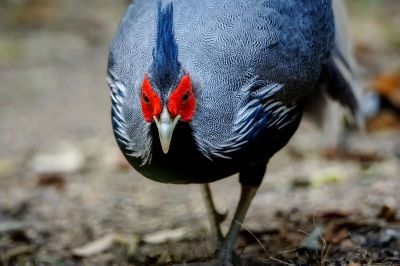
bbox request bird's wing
[108,0,158,165]
[182,1,335,159]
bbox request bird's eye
[143,94,150,104]
[182,91,190,102]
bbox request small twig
[297,229,312,235]
[312,216,328,266]
[277,247,300,254]
[258,256,294,266]
[235,220,294,266]
[234,220,267,253]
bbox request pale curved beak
[154,107,180,154]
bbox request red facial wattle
[167,75,196,122]
[141,75,162,122]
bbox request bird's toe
[207,258,235,266]
[215,249,240,266]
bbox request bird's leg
[201,184,226,250]
[216,185,258,263]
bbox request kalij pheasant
[107,0,360,264]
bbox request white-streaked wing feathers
[108,71,153,165]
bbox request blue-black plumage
[107,0,362,263]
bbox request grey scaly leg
[217,185,258,263]
[201,184,226,250]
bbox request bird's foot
[213,249,240,266]
[207,259,234,266]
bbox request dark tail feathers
[322,46,360,119]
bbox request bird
[107,0,361,264]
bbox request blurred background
[0,0,399,265]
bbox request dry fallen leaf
[326,228,349,245]
[377,204,397,222]
[72,233,122,257]
[30,146,84,174]
[367,110,400,131]
[317,210,351,219]
[321,147,383,163]
[143,228,189,244]
[37,173,66,190]
[374,69,400,108]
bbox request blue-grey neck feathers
[151,2,180,87]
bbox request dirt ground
[0,1,399,265]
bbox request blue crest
[151,2,180,87]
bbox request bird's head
[141,73,195,154]
[140,2,196,154]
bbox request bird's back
[110,0,334,98]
